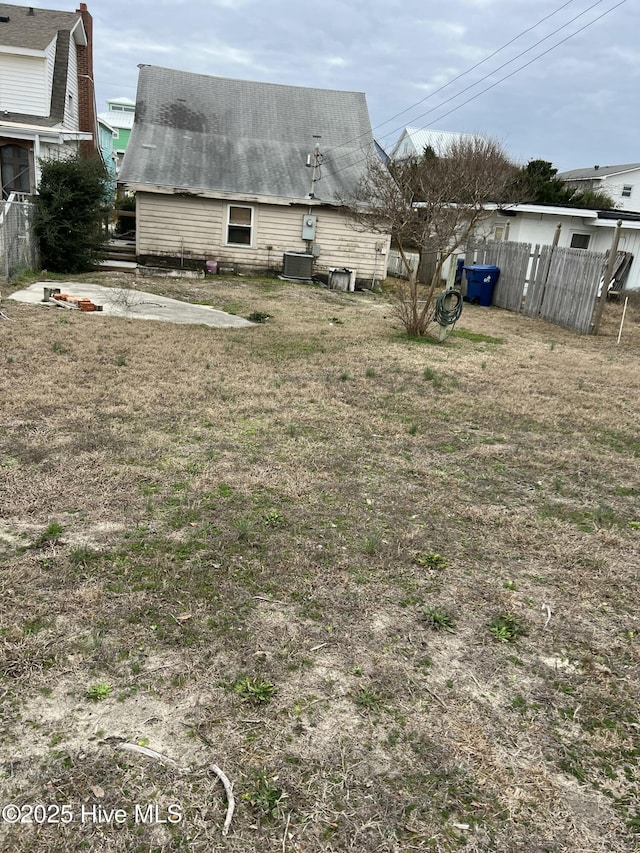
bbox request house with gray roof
[118,65,390,282]
[0,2,98,199]
[559,163,640,213]
[389,126,476,160]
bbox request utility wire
[323,0,626,182]
[323,0,580,158]
[327,0,610,167]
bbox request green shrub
[33,154,109,273]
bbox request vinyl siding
[44,37,56,112]
[136,193,389,279]
[600,169,640,211]
[63,34,79,129]
[0,53,47,115]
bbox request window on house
[227,205,253,245]
[494,226,505,241]
[622,184,632,198]
[0,144,31,198]
[570,233,591,250]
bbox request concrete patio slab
[8,282,253,328]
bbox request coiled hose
[434,288,463,327]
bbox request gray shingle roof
[119,65,376,202]
[559,163,640,180]
[0,3,83,49]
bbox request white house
[558,163,640,213]
[478,204,640,291]
[0,2,97,198]
[388,126,476,159]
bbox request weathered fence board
[386,248,419,279]
[470,240,530,312]
[538,246,605,334]
[523,245,552,319]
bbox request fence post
[591,219,622,334]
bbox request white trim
[0,45,46,58]
[120,182,327,208]
[0,123,92,143]
[225,203,254,248]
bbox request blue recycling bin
[464,264,500,306]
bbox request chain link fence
[0,194,39,282]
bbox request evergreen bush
[33,154,109,273]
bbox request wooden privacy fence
[468,240,607,334]
[388,239,618,334]
[0,194,39,282]
[523,245,606,333]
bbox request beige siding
[136,193,224,260]
[0,53,47,115]
[136,193,390,280]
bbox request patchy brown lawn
[1,272,639,853]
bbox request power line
[377,0,580,137]
[399,0,627,140]
[327,0,610,168]
[322,0,626,183]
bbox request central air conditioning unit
[282,252,314,280]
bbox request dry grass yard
[1,272,639,853]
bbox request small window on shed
[622,184,633,198]
[570,233,591,250]
[227,205,253,246]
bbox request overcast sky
[32,0,640,170]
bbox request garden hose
[434,288,463,327]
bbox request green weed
[32,521,64,548]
[242,772,287,819]
[232,675,277,705]
[415,552,448,570]
[86,682,112,701]
[489,614,525,643]
[422,607,456,632]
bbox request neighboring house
[97,114,116,197]
[389,126,476,159]
[0,2,98,198]
[477,203,640,290]
[559,163,640,213]
[118,65,390,282]
[97,97,134,173]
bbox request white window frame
[226,204,254,247]
[622,184,633,198]
[570,233,591,250]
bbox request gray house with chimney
[119,65,389,283]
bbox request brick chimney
[75,3,97,154]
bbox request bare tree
[346,136,518,337]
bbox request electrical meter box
[302,215,317,241]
